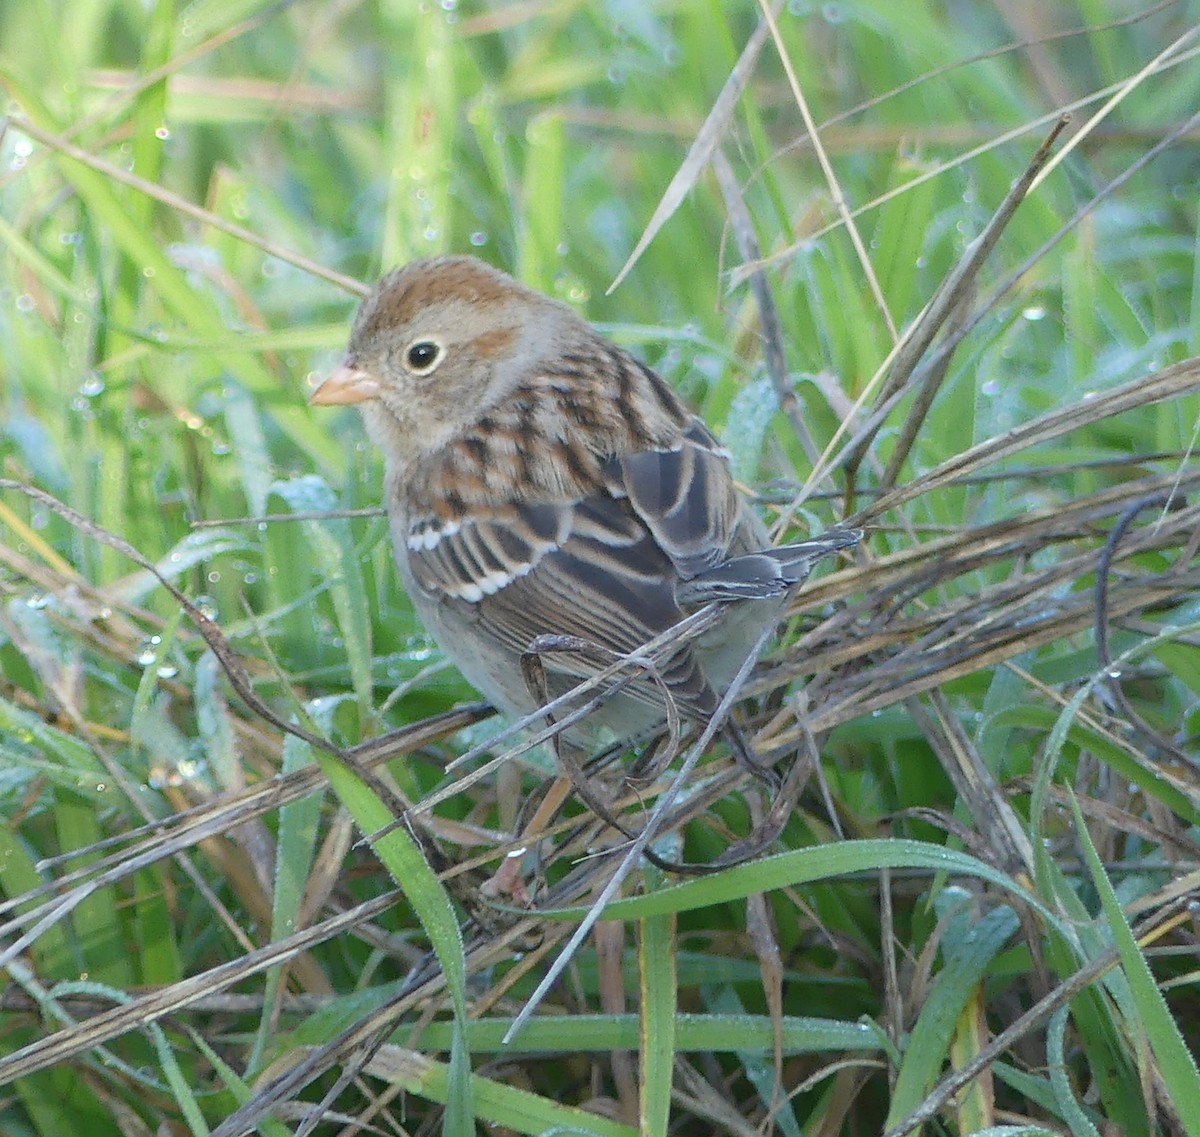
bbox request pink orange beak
[309,363,381,406]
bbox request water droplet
[15,294,35,312]
[155,126,171,140]
[156,664,178,679]
[469,230,488,247]
[25,593,49,609]
[80,372,105,397]
[136,635,163,666]
[1022,305,1045,321]
[193,595,219,620]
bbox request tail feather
[676,526,861,605]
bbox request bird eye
[405,340,443,374]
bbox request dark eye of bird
[406,340,442,372]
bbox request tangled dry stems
[1,351,1198,1107]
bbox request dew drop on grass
[80,372,105,397]
[1022,305,1045,321]
[136,636,163,666]
[9,136,31,170]
[193,595,219,621]
[469,231,488,246]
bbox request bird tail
[676,526,862,604]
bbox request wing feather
[405,494,715,716]
[606,419,752,581]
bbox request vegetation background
[0,1,1198,1135]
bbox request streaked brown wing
[405,500,569,602]
[605,418,748,581]
[406,493,716,716]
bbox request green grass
[2,2,1199,1135]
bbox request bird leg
[516,635,683,832]
[482,628,799,891]
[721,718,782,794]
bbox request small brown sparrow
[310,255,857,774]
